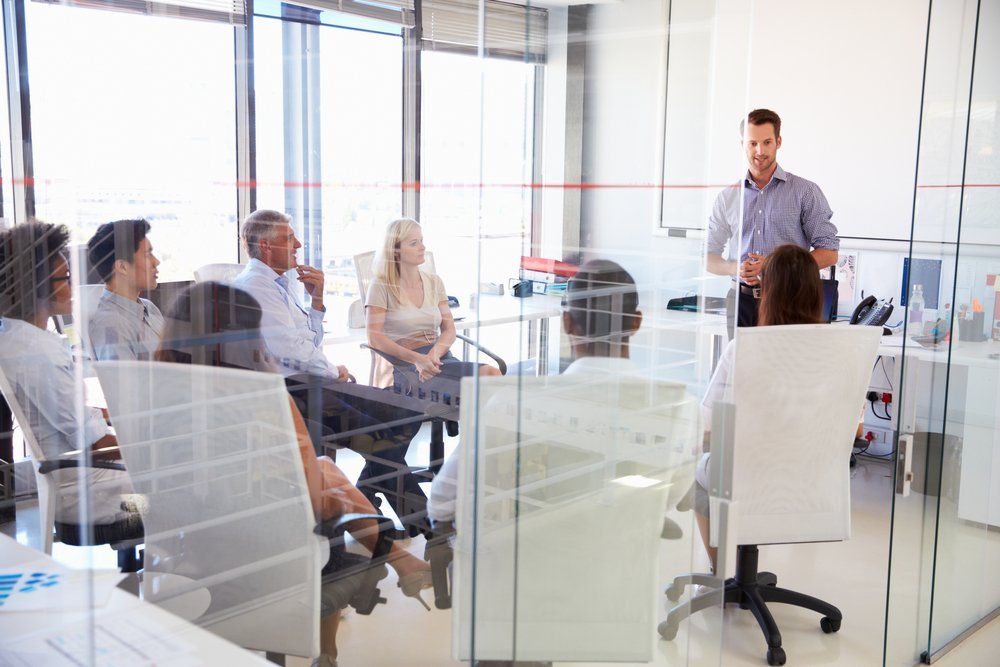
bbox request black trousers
[726,286,760,340]
[285,375,430,535]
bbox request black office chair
[0,381,144,572]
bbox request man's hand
[739,252,765,286]
[335,365,350,382]
[296,264,325,308]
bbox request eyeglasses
[51,275,71,283]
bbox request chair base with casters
[660,544,842,666]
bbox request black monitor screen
[821,279,839,323]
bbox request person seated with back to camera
[86,218,164,361]
[0,221,135,527]
[232,209,430,537]
[365,217,503,394]
[427,258,695,531]
[695,244,825,575]
[154,281,434,667]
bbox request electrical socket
[863,427,894,456]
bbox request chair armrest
[315,513,397,615]
[38,459,126,475]
[424,520,455,609]
[360,343,409,369]
[455,334,507,375]
[361,343,420,394]
[364,338,507,377]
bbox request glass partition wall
[885,0,1000,664]
[6,0,1000,664]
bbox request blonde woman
[366,218,502,388]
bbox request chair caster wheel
[665,583,683,602]
[766,646,786,665]
[657,621,678,641]
[820,616,841,633]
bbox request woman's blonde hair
[374,217,422,304]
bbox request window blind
[32,0,247,25]
[307,0,547,62]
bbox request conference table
[0,533,267,666]
[323,291,564,375]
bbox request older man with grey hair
[234,209,349,379]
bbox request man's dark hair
[86,219,151,284]
[0,221,70,320]
[739,108,782,139]
[562,259,640,350]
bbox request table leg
[1,397,14,523]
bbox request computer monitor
[821,279,839,323]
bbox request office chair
[96,361,396,663]
[660,324,883,665]
[352,250,506,386]
[451,373,699,662]
[0,364,143,571]
[193,262,244,284]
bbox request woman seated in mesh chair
[695,244,826,574]
[365,218,503,389]
[155,282,433,667]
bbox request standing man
[87,219,164,360]
[705,108,839,337]
[234,209,430,537]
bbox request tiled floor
[6,453,1000,666]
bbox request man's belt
[738,283,762,299]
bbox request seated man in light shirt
[429,258,696,535]
[233,209,429,537]
[86,219,164,360]
[0,221,133,527]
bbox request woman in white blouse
[365,218,502,388]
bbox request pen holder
[958,312,986,342]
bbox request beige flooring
[6,447,1000,666]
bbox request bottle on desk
[909,284,924,325]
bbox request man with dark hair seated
[86,219,164,360]
[0,221,133,526]
[429,258,694,535]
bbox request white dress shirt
[233,258,340,378]
[89,288,165,361]
[0,318,131,523]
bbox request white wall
[578,0,937,313]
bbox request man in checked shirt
[705,108,839,338]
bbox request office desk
[875,335,1000,527]
[0,534,267,666]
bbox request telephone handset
[850,295,894,326]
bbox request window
[25,2,238,281]
[254,13,403,297]
[420,50,536,293]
